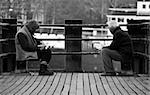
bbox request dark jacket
[106,27,134,70]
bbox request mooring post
[65,20,82,72]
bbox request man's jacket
[107,27,134,70]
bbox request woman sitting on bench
[15,20,54,75]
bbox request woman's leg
[37,48,53,75]
[37,48,51,64]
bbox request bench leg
[112,60,121,73]
[26,61,29,73]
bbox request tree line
[0,0,136,24]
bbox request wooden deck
[0,73,150,95]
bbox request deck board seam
[118,77,136,95]
[22,76,43,95]
[34,76,49,95]
[12,76,32,94]
[106,76,122,95]
[112,77,129,95]
[61,73,72,95]
[45,73,62,95]
[135,77,150,91]
[38,73,57,95]
[97,73,107,95]
[0,76,22,94]
[53,73,67,95]
[4,76,27,95]
[30,76,46,95]
[16,76,38,94]
[124,77,142,94]
[129,77,148,94]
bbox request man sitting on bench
[101,20,134,76]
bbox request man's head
[26,20,39,34]
[107,20,119,34]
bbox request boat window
[118,18,124,22]
[112,18,116,20]
[143,4,146,9]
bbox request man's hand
[38,44,46,50]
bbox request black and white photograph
[0,0,150,94]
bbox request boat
[106,0,150,31]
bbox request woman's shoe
[39,62,54,76]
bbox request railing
[0,21,150,73]
[0,23,149,56]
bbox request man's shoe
[101,72,116,76]
[39,70,54,76]
[117,70,134,76]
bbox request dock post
[148,24,150,75]
[2,19,17,72]
[0,18,2,74]
[65,20,82,72]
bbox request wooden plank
[77,73,83,95]
[148,26,150,74]
[117,77,136,95]
[112,77,129,95]
[123,77,144,95]
[0,75,15,85]
[105,76,122,95]
[0,75,10,85]
[53,73,67,95]
[30,76,49,95]
[94,73,106,95]
[1,76,27,95]
[9,76,32,94]
[46,73,62,95]
[83,73,91,95]
[0,75,20,93]
[0,73,150,95]
[69,73,77,95]
[129,77,149,94]
[22,76,43,95]
[38,73,56,95]
[136,77,150,92]
[61,73,72,95]
[89,73,99,95]
[101,76,114,95]
[15,76,38,95]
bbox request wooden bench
[0,52,15,74]
[112,52,150,74]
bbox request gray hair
[26,20,39,30]
[107,20,119,28]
